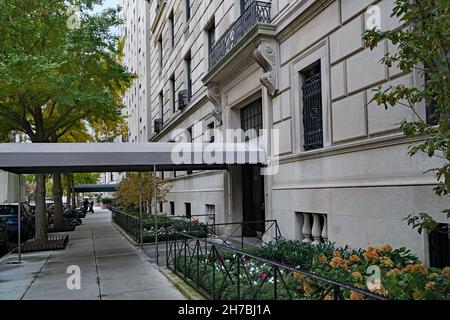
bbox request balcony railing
[209,1,271,70]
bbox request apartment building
[120,0,449,266]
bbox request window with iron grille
[240,98,263,141]
[301,63,323,151]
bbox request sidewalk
[0,209,186,300]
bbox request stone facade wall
[120,0,449,262]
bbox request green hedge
[174,239,450,300]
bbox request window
[170,201,175,216]
[185,53,192,100]
[170,74,176,114]
[158,34,163,70]
[185,0,191,21]
[187,127,193,175]
[205,204,215,216]
[429,223,449,268]
[169,10,175,48]
[207,19,216,54]
[159,91,164,125]
[240,98,263,141]
[159,202,163,213]
[206,122,215,143]
[301,62,323,151]
[425,69,438,125]
[185,202,191,218]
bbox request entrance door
[242,165,265,236]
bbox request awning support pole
[139,172,143,247]
[153,165,158,265]
[17,174,22,263]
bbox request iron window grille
[178,90,189,110]
[241,98,263,141]
[429,223,449,268]
[301,64,323,151]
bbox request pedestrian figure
[82,198,89,214]
[89,199,94,213]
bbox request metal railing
[111,208,141,242]
[209,1,271,69]
[111,207,216,244]
[166,231,389,300]
[204,220,280,250]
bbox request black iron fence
[204,220,280,250]
[111,208,141,242]
[209,1,271,69]
[166,231,389,300]
[111,207,216,244]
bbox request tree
[364,0,450,235]
[117,173,172,212]
[0,0,135,243]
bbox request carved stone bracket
[254,40,279,97]
[207,83,222,124]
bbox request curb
[155,264,207,300]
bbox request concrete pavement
[0,209,186,300]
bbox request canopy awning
[74,184,118,193]
[0,142,266,174]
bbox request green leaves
[364,0,450,233]
[0,0,135,142]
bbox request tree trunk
[70,174,76,209]
[52,173,64,230]
[35,174,48,244]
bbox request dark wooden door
[242,165,265,236]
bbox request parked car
[0,203,35,241]
[28,201,54,226]
[0,218,9,253]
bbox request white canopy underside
[0,142,266,174]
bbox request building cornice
[277,132,430,165]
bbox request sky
[92,0,118,14]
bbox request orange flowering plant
[247,239,450,300]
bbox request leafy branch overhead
[0,0,136,142]
[364,0,450,234]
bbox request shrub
[174,239,450,300]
